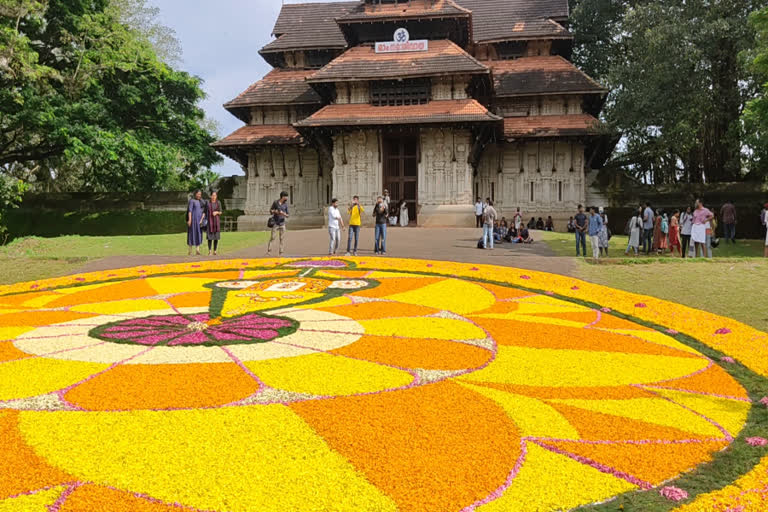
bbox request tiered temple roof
[503,114,599,139]
[337,0,470,23]
[489,57,606,97]
[456,0,570,42]
[296,100,500,128]
[308,40,488,83]
[260,2,354,54]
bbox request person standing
[482,200,498,250]
[720,200,737,244]
[345,196,364,256]
[327,198,344,255]
[653,211,669,255]
[474,198,484,228]
[186,189,204,256]
[588,207,604,262]
[642,202,655,255]
[514,208,523,231]
[625,207,643,256]
[205,191,223,256]
[669,210,682,257]
[680,206,693,258]
[267,191,289,257]
[382,189,391,213]
[399,199,409,227]
[373,196,388,255]
[763,202,768,258]
[598,207,610,257]
[574,205,588,256]
[691,199,713,258]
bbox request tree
[112,0,182,65]
[743,7,768,180]
[0,0,221,193]
[570,0,762,184]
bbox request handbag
[267,217,276,229]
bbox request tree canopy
[0,0,221,194]
[570,0,766,184]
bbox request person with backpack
[624,207,643,256]
[482,200,498,250]
[680,206,694,258]
[653,210,668,255]
[598,207,610,257]
[267,191,289,257]
[668,210,682,257]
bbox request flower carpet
[0,257,766,512]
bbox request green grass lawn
[0,232,269,285]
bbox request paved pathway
[73,228,577,276]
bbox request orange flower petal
[0,311,96,327]
[547,403,711,441]
[165,292,212,309]
[317,302,440,320]
[475,282,534,300]
[64,363,259,411]
[331,335,491,371]
[647,364,749,400]
[290,381,521,512]
[541,439,729,485]
[349,277,443,299]
[0,343,31,362]
[471,318,699,358]
[0,411,74,499]
[60,484,187,512]
[463,382,656,400]
[46,280,160,308]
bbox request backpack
[624,218,632,236]
[477,239,485,249]
[661,217,669,234]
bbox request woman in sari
[206,191,223,255]
[668,210,682,257]
[399,200,409,227]
[187,190,204,256]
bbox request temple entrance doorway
[383,134,418,225]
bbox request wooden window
[491,182,495,202]
[496,41,528,60]
[530,182,535,202]
[371,79,431,107]
[290,186,294,205]
[326,185,330,205]
[558,181,563,202]
[305,51,333,70]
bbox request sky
[148,1,322,177]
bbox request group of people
[624,200,725,258]
[326,194,391,256]
[571,205,610,260]
[186,190,223,256]
[475,199,545,250]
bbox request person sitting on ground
[505,226,518,243]
[545,216,554,232]
[527,217,537,230]
[500,217,508,229]
[493,221,505,242]
[567,217,576,233]
[520,227,534,244]
[536,217,545,230]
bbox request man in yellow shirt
[346,195,365,256]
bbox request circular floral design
[90,313,296,347]
[0,258,763,512]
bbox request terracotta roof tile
[295,99,500,127]
[489,56,606,96]
[338,0,469,23]
[262,2,356,53]
[457,0,571,42]
[503,114,599,138]
[308,40,488,82]
[212,125,304,147]
[224,70,321,109]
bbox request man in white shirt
[327,198,344,255]
[474,197,484,228]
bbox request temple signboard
[375,28,429,53]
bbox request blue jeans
[724,223,736,242]
[375,223,387,253]
[642,228,654,254]
[483,224,494,249]
[575,231,586,256]
[347,225,360,253]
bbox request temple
[213,0,613,229]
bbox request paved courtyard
[73,227,577,276]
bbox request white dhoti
[691,224,707,244]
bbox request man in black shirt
[373,196,388,255]
[267,191,289,256]
[574,204,588,257]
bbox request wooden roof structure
[308,40,488,83]
[337,0,470,23]
[456,0,570,42]
[260,2,355,54]
[295,99,501,128]
[489,56,606,97]
[503,114,599,139]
